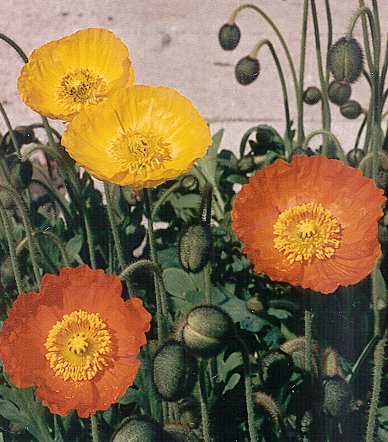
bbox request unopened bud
[303,87,321,105]
[238,155,256,173]
[153,340,198,402]
[235,56,260,85]
[218,23,241,51]
[329,37,363,83]
[253,392,281,427]
[163,423,200,441]
[323,378,352,416]
[340,100,362,119]
[328,80,352,106]
[320,347,344,378]
[261,349,293,389]
[346,148,365,168]
[10,160,33,190]
[291,146,316,158]
[180,175,198,191]
[246,295,264,314]
[111,416,162,442]
[178,222,212,274]
[180,305,235,357]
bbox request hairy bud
[303,87,321,105]
[328,80,352,106]
[340,100,362,119]
[328,37,363,83]
[218,23,241,51]
[178,222,212,274]
[235,56,260,85]
[111,416,163,442]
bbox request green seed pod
[180,175,198,191]
[340,100,362,119]
[10,160,33,190]
[111,416,163,442]
[328,37,363,83]
[235,56,260,85]
[237,155,256,173]
[323,378,352,416]
[153,340,198,402]
[178,222,212,274]
[163,423,200,442]
[246,295,264,314]
[346,148,365,168]
[303,87,321,105]
[218,23,241,51]
[290,146,315,158]
[182,305,235,357]
[328,80,352,106]
[261,349,293,389]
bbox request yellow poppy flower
[61,85,212,188]
[18,28,134,121]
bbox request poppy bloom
[61,85,212,188]
[0,266,151,417]
[232,155,386,294]
[18,28,134,121]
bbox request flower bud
[303,87,321,105]
[10,160,33,190]
[121,187,143,205]
[328,37,363,83]
[261,349,293,389]
[163,423,200,441]
[238,155,256,173]
[180,175,198,191]
[1,126,35,155]
[328,80,352,106]
[180,305,235,357]
[246,295,264,314]
[252,392,281,427]
[340,100,362,119]
[178,222,212,274]
[290,146,316,158]
[320,347,344,378]
[218,23,241,51]
[280,337,319,376]
[323,378,352,416]
[235,56,260,85]
[111,416,163,442]
[346,148,365,168]
[153,340,198,402]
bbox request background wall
[1,0,387,153]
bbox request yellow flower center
[44,310,112,382]
[273,202,341,264]
[109,130,172,175]
[56,68,107,112]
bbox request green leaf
[170,194,201,210]
[222,298,271,333]
[226,174,249,185]
[163,268,196,298]
[217,352,243,383]
[66,235,83,259]
[196,129,224,183]
[222,373,241,394]
[267,307,293,320]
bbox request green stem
[304,308,313,374]
[199,360,212,442]
[310,0,331,154]
[237,337,258,442]
[358,0,374,73]
[298,0,309,144]
[365,331,387,442]
[355,116,368,149]
[82,204,97,270]
[151,181,181,218]
[203,264,211,304]
[346,7,376,42]
[34,230,70,267]
[303,130,348,164]
[324,0,333,83]
[0,102,21,158]
[250,40,292,156]
[229,4,301,141]
[0,202,23,292]
[90,414,100,442]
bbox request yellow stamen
[108,130,172,175]
[273,202,341,264]
[56,68,107,112]
[44,310,111,382]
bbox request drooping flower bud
[290,146,316,158]
[163,423,201,441]
[280,337,319,376]
[235,56,260,85]
[218,23,241,51]
[261,349,293,389]
[180,175,198,192]
[320,347,344,378]
[246,295,264,314]
[111,416,163,442]
[328,37,363,83]
[346,148,365,168]
[178,222,212,274]
[252,392,281,427]
[10,160,33,190]
[238,155,256,173]
[179,305,235,357]
[153,340,198,402]
[303,87,321,105]
[323,378,352,416]
[328,80,352,106]
[340,100,362,119]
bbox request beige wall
[1,1,386,153]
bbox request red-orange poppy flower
[232,155,386,294]
[0,266,151,417]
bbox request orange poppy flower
[232,155,386,294]
[0,266,151,417]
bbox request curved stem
[151,181,181,218]
[0,102,21,158]
[365,331,387,442]
[228,3,301,139]
[298,0,309,144]
[303,130,348,165]
[346,7,376,42]
[310,0,331,153]
[250,40,292,156]
[355,116,368,149]
[0,202,23,292]
[358,1,374,76]
[237,337,258,442]
[199,360,212,442]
